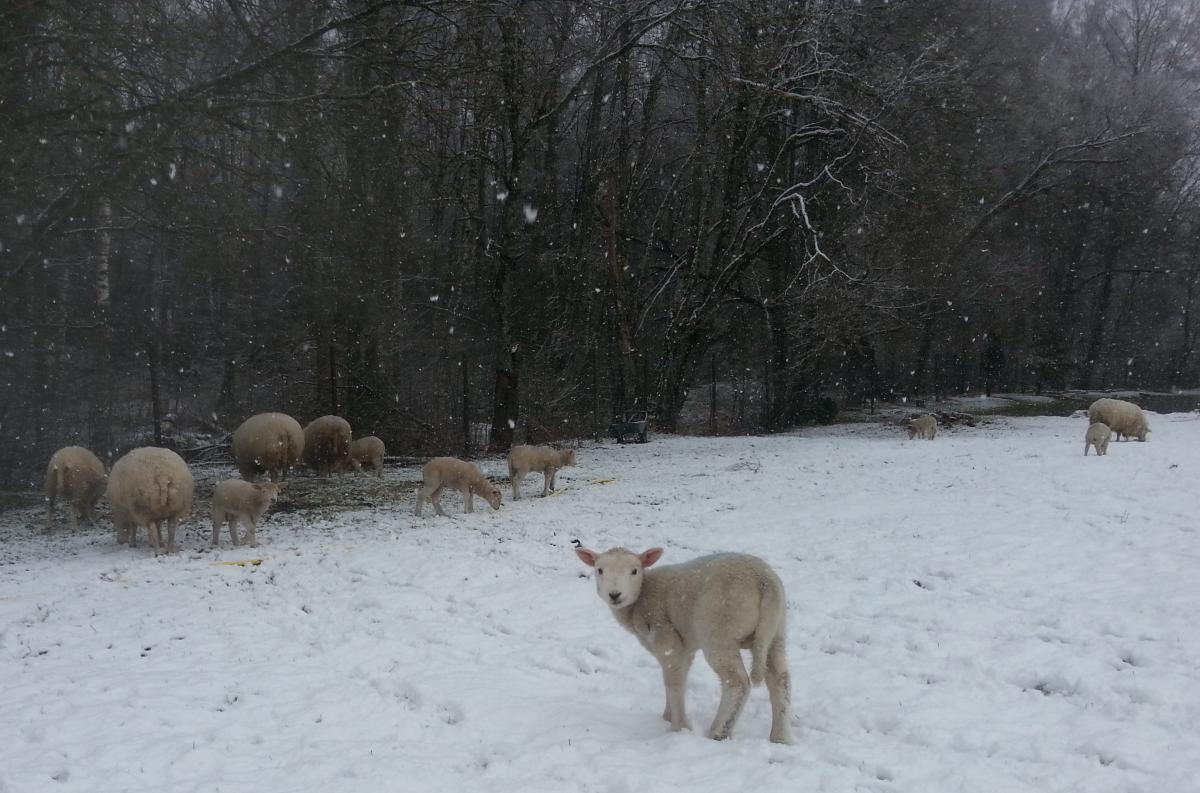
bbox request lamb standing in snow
[211,480,286,547]
[303,415,353,476]
[507,445,576,499]
[575,545,792,744]
[346,435,385,477]
[906,414,937,440]
[232,412,305,482]
[1084,422,1112,456]
[106,447,194,554]
[44,446,107,531]
[1087,398,1150,442]
[415,457,502,516]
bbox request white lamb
[905,414,937,440]
[415,457,502,516]
[574,545,792,743]
[507,445,576,499]
[1087,398,1150,442]
[211,480,287,547]
[1084,422,1112,456]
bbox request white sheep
[574,545,792,743]
[44,445,107,531]
[106,447,194,554]
[1084,422,1112,456]
[347,435,386,477]
[507,445,576,499]
[415,457,502,516]
[211,480,287,547]
[906,414,937,440]
[303,415,353,476]
[1087,398,1150,442]
[232,412,305,482]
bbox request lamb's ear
[640,547,665,568]
[575,548,598,567]
[252,483,266,491]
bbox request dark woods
[2,0,1198,485]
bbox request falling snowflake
[523,204,539,223]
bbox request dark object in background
[609,413,649,444]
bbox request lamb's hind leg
[764,636,793,744]
[703,645,751,741]
[166,517,178,554]
[542,469,551,497]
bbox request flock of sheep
[34,395,1154,743]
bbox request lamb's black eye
[631,569,638,576]
[597,568,603,575]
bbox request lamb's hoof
[707,730,731,741]
[769,731,793,745]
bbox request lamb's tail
[751,577,786,686]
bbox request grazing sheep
[1087,398,1150,442]
[574,545,792,744]
[44,446,107,531]
[211,480,286,547]
[507,445,576,499]
[347,435,385,477]
[1085,422,1112,456]
[906,414,937,440]
[106,447,194,554]
[415,457,502,516]
[232,412,305,482]
[303,415,353,476]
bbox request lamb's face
[562,449,577,467]
[483,486,503,510]
[575,546,664,609]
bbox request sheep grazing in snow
[232,412,305,482]
[346,435,385,477]
[574,545,792,744]
[1087,398,1150,442]
[507,445,576,499]
[906,414,937,440]
[44,446,107,531]
[211,480,286,547]
[303,415,353,476]
[1085,422,1112,456]
[106,447,194,554]
[415,457,502,516]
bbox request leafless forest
[2,0,1198,486]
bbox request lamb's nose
[608,591,621,603]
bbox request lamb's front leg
[654,640,693,732]
[541,469,552,497]
[463,485,474,513]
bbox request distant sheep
[303,415,353,476]
[906,414,937,440]
[347,436,385,477]
[211,480,286,547]
[507,445,576,499]
[1084,422,1112,456]
[44,446,107,531]
[106,447,194,554]
[415,457,502,516]
[575,545,792,744]
[1087,398,1150,442]
[232,412,305,482]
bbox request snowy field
[2,415,1199,793]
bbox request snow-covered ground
[2,415,1199,793]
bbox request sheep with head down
[415,457,502,516]
[232,412,305,482]
[507,444,575,499]
[1087,398,1150,442]
[575,544,792,743]
[303,415,353,476]
[106,447,194,554]
[44,446,107,531]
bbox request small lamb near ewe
[232,412,305,482]
[211,480,287,547]
[415,457,503,516]
[575,545,792,744]
[1087,398,1150,442]
[347,435,386,477]
[106,447,194,554]
[1084,422,1112,456]
[507,445,576,499]
[906,414,937,440]
[303,415,353,476]
[44,446,107,531]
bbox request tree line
[2,0,1198,486]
